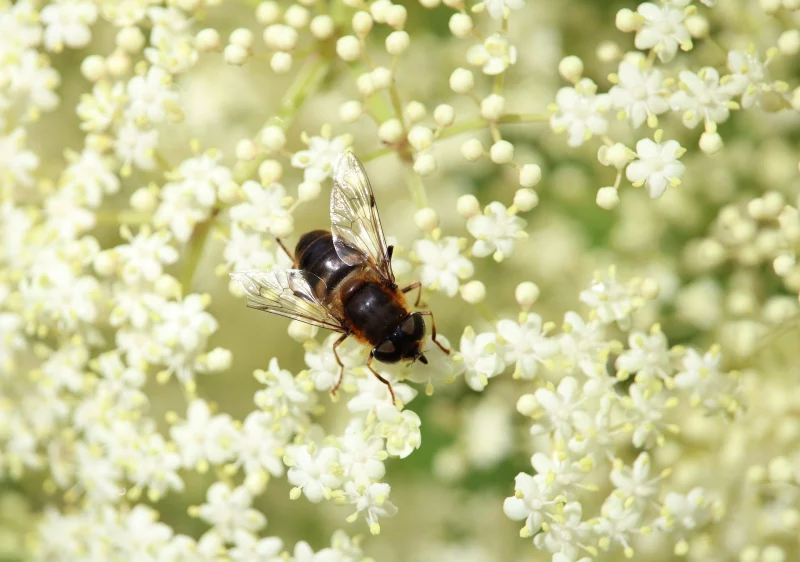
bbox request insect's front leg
[366,353,396,405]
[418,310,450,355]
[401,281,423,307]
[331,332,350,396]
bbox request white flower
[579,268,642,327]
[669,67,734,128]
[634,3,691,63]
[343,482,398,534]
[222,224,291,275]
[286,445,342,503]
[115,121,159,172]
[533,501,590,560]
[466,33,517,75]
[61,149,120,207]
[338,420,386,481]
[655,488,717,532]
[40,0,98,52]
[0,128,39,190]
[467,202,527,262]
[153,184,208,243]
[478,0,525,20]
[621,381,675,448]
[229,531,284,562]
[167,151,232,208]
[126,431,184,500]
[625,138,685,199]
[170,399,239,469]
[593,494,642,555]
[115,227,179,284]
[609,452,661,502]
[453,326,505,391]
[504,472,558,538]
[291,134,351,182]
[674,347,740,413]
[229,181,293,235]
[233,410,288,487]
[253,358,316,418]
[609,56,669,128]
[155,294,218,355]
[6,49,61,117]
[412,237,474,297]
[616,328,671,382]
[198,482,267,541]
[496,314,557,380]
[376,406,422,459]
[126,65,182,125]
[77,81,126,133]
[557,312,610,378]
[723,50,772,109]
[530,376,589,439]
[347,373,417,414]
[550,79,610,147]
[43,186,96,238]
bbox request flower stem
[181,208,221,293]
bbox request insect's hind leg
[418,310,450,355]
[275,238,295,263]
[331,333,349,397]
[401,281,423,307]
[366,354,396,405]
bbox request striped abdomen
[294,229,409,345]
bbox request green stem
[95,210,152,226]
[181,208,221,293]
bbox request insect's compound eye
[400,313,426,339]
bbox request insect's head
[372,312,427,364]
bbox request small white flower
[579,268,642,327]
[0,128,39,190]
[669,67,734,128]
[155,294,218,355]
[229,531,284,562]
[550,78,610,147]
[504,472,554,536]
[656,488,717,532]
[153,184,208,243]
[253,358,316,418]
[467,202,527,262]
[77,81,126,133]
[376,406,422,459]
[291,134,351,182]
[453,326,506,391]
[229,181,293,235]
[621,381,675,448]
[41,0,98,52]
[43,186,96,238]
[625,137,685,199]
[170,399,239,468]
[347,372,417,413]
[412,237,474,297]
[198,482,267,541]
[478,0,525,20]
[339,420,386,481]
[115,227,179,284]
[286,445,342,503]
[674,347,740,413]
[530,376,589,439]
[233,410,288,486]
[61,149,120,208]
[126,66,181,125]
[167,151,232,208]
[616,328,671,382]
[533,501,590,560]
[466,33,517,76]
[496,314,557,380]
[609,56,669,128]
[6,49,61,117]
[343,482,398,534]
[723,50,772,109]
[609,452,661,502]
[115,121,159,172]
[634,3,691,63]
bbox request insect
[231,151,449,404]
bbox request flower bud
[310,15,334,39]
[596,40,621,63]
[117,26,145,53]
[449,13,473,38]
[336,35,362,61]
[386,5,407,28]
[339,100,363,123]
[288,320,318,342]
[236,139,258,161]
[778,30,800,55]
[224,44,249,65]
[449,68,474,93]
[414,208,439,232]
[261,126,286,151]
[461,139,484,161]
[94,250,118,276]
[699,131,723,154]
[516,393,537,416]
[685,14,709,38]
[370,67,392,89]
[596,186,620,210]
[106,50,131,76]
[519,164,542,187]
[270,215,294,237]
[370,0,391,22]
[285,5,310,28]
[515,281,540,308]
[489,140,514,164]
[558,55,583,82]
[298,181,321,202]
[433,104,455,127]
[457,194,480,218]
[270,52,292,73]
[352,11,373,37]
[195,28,222,52]
[258,159,283,183]
[130,187,157,212]
[460,280,486,303]
[405,101,426,123]
[513,188,538,212]
[80,55,107,81]
[256,1,281,24]
[413,154,437,176]
[408,125,434,151]
[230,28,255,49]
[480,94,505,120]
[385,31,410,55]
[615,8,637,32]
[378,119,404,143]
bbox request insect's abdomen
[343,283,407,345]
[295,230,357,293]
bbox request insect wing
[230,269,346,332]
[330,151,395,284]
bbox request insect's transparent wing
[230,270,346,332]
[330,151,395,284]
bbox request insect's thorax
[342,282,408,345]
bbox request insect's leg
[418,310,450,355]
[401,281,423,307]
[331,332,349,396]
[386,245,394,262]
[366,353,397,405]
[275,238,295,263]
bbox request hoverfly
[231,151,449,404]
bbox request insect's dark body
[295,229,409,347]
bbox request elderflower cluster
[2,0,800,560]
